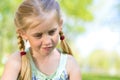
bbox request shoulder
[66,54,82,80]
[6,52,21,68]
[66,54,80,72]
[1,52,21,80]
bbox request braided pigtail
[17,34,31,80]
[59,31,73,55]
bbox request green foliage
[0,64,4,77]
[56,0,94,39]
[89,50,110,69]
[0,0,22,62]
[88,49,120,72]
[58,0,94,21]
[111,51,120,69]
[82,73,120,80]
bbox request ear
[17,29,28,40]
[59,19,63,31]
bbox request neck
[29,48,58,62]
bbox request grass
[82,73,120,80]
[0,65,4,78]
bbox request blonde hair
[17,34,31,80]
[14,0,73,79]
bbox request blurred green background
[0,0,120,80]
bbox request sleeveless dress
[27,50,69,80]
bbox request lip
[42,46,53,50]
[43,47,52,49]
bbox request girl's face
[22,11,62,55]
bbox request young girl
[1,0,81,80]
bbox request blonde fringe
[17,34,31,80]
[59,32,73,55]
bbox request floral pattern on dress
[54,70,69,80]
[32,70,69,80]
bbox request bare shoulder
[66,54,82,80]
[66,55,80,72]
[1,52,21,80]
[6,52,21,68]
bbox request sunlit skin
[22,11,62,57]
[27,24,59,56]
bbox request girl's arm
[1,53,21,80]
[67,55,82,80]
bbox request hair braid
[17,34,25,51]
[59,31,73,55]
[17,34,32,80]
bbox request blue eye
[33,33,42,38]
[49,29,56,35]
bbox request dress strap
[55,53,68,77]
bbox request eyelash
[33,29,56,38]
[49,30,56,35]
[33,34,42,38]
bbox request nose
[42,35,52,46]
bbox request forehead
[26,10,59,33]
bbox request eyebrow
[32,27,57,35]
[49,28,57,32]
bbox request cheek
[28,39,42,47]
[53,34,60,44]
